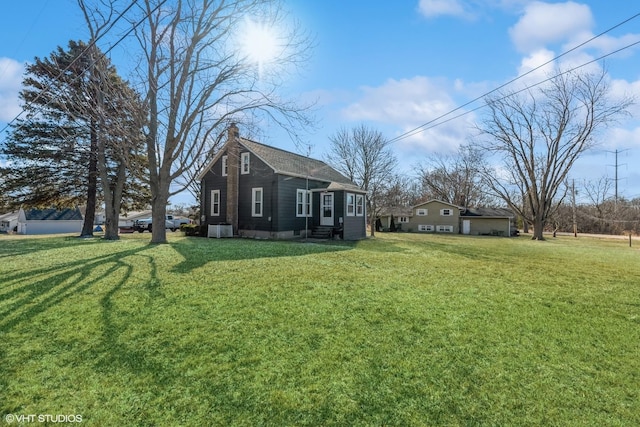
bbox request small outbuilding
[17,207,84,235]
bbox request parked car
[133,215,190,233]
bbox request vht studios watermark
[4,414,83,423]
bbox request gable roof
[239,139,354,184]
[412,199,463,210]
[461,207,514,218]
[0,211,18,221]
[21,208,83,221]
[197,134,361,191]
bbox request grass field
[1,232,639,426]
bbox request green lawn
[1,232,638,426]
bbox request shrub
[181,223,200,236]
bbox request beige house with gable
[406,199,462,234]
[389,199,516,236]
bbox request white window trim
[398,216,409,223]
[346,193,355,216]
[418,224,434,232]
[356,194,364,216]
[296,189,312,217]
[416,208,427,216]
[221,155,228,176]
[440,208,453,216]
[252,187,263,217]
[437,225,453,233]
[241,152,250,174]
[211,190,220,216]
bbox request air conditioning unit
[208,224,233,238]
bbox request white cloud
[341,76,476,155]
[605,125,640,151]
[417,0,467,18]
[509,1,593,53]
[0,57,24,123]
[516,48,556,83]
[342,77,455,122]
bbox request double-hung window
[356,194,364,216]
[211,190,220,216]
[346,193,355,216]
[296,189,312,217]
[252,187,263,217]
[440,208,453,216]
[221,156,228,176]
[416,209,427,216]
[241,152,250,174]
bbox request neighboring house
[117,210,153,228]
[0,211,19,233]
[17,207,84,235]
[386,199,516,236]
[460,207,516,236]
[377,208,412,232]
[197,124,367,240]
[406,199,463,234]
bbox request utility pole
[606,149,629,212]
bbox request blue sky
[1,0,640,206]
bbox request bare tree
[418,144,492,208]
[326,125,397,237]
[582,176,614,230]
[476,69,632,240]
[131,0,313,243]
[379,174,421,211]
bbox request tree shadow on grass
[169,237,356,274]
[0,235,106,259]
[0,240,171,419]
[0,245,156,334]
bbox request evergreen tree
[0,40,148,237]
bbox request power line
[395,37,640,140]
[0,0,140,136]
[0,0,51,81]
[387,11,640,144]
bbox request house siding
[201,153,229,225]
[202,151,339,238]
[342,192,366,240]
[199,133,367,240]
[236,151,276,235]
[463,217,511,236]
[406,200,461,233]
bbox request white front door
[320,192,334,226]
[462,219,471,235]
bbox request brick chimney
[226,123,240,234]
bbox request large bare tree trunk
[80,126,98,237]
[533,217,544,240]
[151,186,170,243]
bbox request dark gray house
[197,125,367,240]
